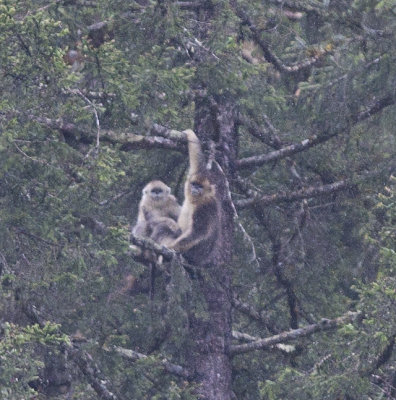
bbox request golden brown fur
[169,129,220,265]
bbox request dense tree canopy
[0,0,395,399]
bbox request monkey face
[190,181,204,197]
[142,181,171,201]
[149,187,166,201]
[189,178,215,199]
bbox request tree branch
[68,347,119,400]
[229,311,362,356]
[176,1,204,10]
[236,133,332,169]
[23,304,119,400]
[27,115,184,152]
[232,331,295,353]
[269,0,326,15]
[111,346,190,379]
[237,93,395,169]
[232,5,330,74]
[354,94,395,123]
[234,166,393,209]
[232,296,276,333]
[130,234,176,263]
[235,177,350,209]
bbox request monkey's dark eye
[190,182,203,190]
[190,182,203,196]
[151,188,163,194]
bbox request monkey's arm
[133,206,150,236]
[132,220,148,237]
[167,196,181,221]
[170,200,217,252]
[183,129,205,176]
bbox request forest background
[0,0,395,399]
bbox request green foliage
[0,0,395,398]
[0,322,69,399]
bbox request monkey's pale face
[142,181,171,201]
[147,187,167,201]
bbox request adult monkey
[169,129,220,266]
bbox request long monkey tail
[183,129,205,175]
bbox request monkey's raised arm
[183,129,205,176]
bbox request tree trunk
[189,96,237,399]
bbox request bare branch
[176,1,205,10]
[68,347,119,400]
[237,93,395,169]
[238,114,282,149]
[235,178,350,209]
[354,94,395,123]
[13,142,49,165]
[234,166,394,209]
[269,0,326,14]
[104,129,183,152]
[149,123,189,142]
[229,311,362,356]
[27,115,184,152]
[232,331,295,353]
[111,346,190,379]
[236,133,332,169]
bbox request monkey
[132,180,181,299]
[169,129,220,266]
[132,180,181,239]
[146,214,182,247]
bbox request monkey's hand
[169,229,205,253]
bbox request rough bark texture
[188,96,237,399]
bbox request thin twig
[213,161,259,266]
[69,88,101,151]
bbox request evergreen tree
[0,0,395,398]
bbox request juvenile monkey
[132,180,181,299]
[132,180,181,240]
[169,129,220,265]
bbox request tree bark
[187,95,237,399]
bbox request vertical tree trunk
[188,97,237,399]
